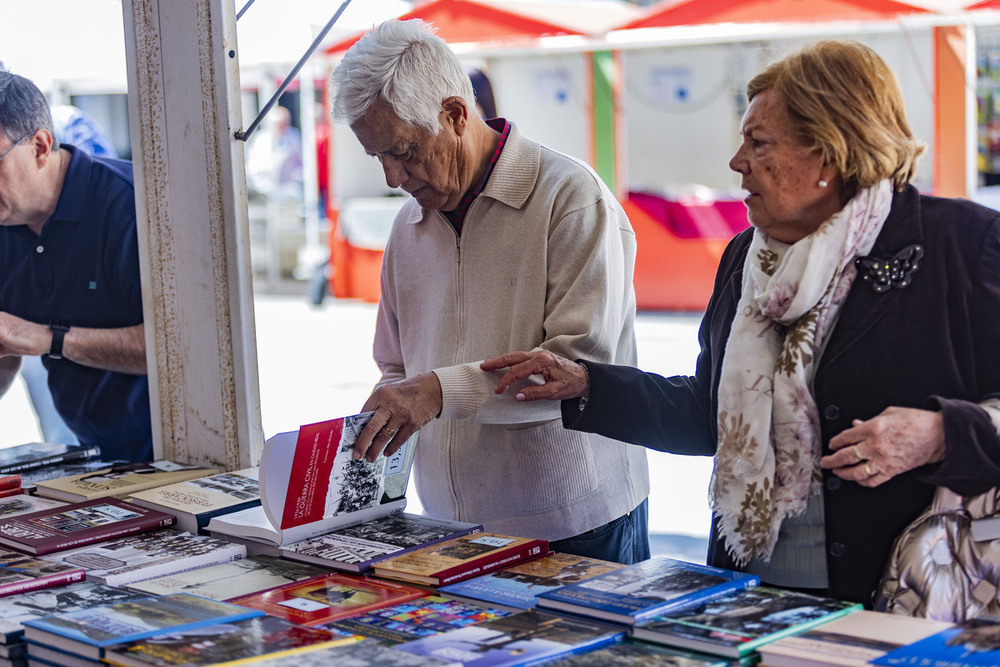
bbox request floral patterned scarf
[711,180,893,565]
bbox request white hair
[331,19,475,135]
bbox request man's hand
[0,312,48,357]
[480,350,589,402]
[353,372,443,462]
[820,406,946,488]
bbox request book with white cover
[207,413,414,547]
[128,468,260,535]
[39,528,245,587]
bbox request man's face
[350,101,466,212]
[0,130,35,227]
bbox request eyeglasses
[0,133,30,164]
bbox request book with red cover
[0,497,176,555]
[0,546,85,596]
[372,533,550,587]
[226,571,426,626]
[0,477,21,492]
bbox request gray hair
[0,71,57,149]
[331,19,474,136]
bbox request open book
[207,413,414,546]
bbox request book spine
[0,489,23,499]
[0,569,85,596]
[435,540,548,586]
[0,476,21,491]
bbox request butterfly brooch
[854,244,924,294]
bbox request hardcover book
[323,594,512,645]
[394,608,625,666]
[630,585,861,658]
[102,614,356,667]
[206,413,415,547]
[870,617,1000,667]
[39,529,245,587]
[0,580,150,645]
[0,443,101,476]
[438,552,625,610]
[128,469,261,536]
[124,555,332,601]
[372,533,549,587]
[756,609,954,667]
[544,640,734,666]
[18,460,123,493]
[33,462,216,503]
[0,547,85,597]
[535,556,759,625]
[226,572,426,627]
[280,511,482,573]
[21,593,264,661]
[0,497,176,556]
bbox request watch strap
[49,321,70,360]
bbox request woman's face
[729,89,844,243]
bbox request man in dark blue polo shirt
[0,72,152,462]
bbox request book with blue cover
[22,593,264,661]
[322,594,512,645]
[394,608,625,666]
[438,552,625,610]
[871,617,1000,667]
[631,586,861,658]
[536,556,759,625]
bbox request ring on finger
[384,428,398,438]
[853,444,864,462]
[864,462,873,476]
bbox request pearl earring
[818,180,829,188]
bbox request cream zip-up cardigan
[374,124,650,542]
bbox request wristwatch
[49,321,70,360]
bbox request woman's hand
[480,350,590,402]
[820,406,946,487]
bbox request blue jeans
[549,498,650,565]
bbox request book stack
[21,593,263,666]
[0,477,22,500]
[535,555,760,626]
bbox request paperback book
[102,614,356,667]
[206,413,415,547]
[757,609,954,667]
[323,594,512,645]
[124,555,332,601]
[33,461,216,503]
[280,511,482,573]
[871,617,1000,667]
[630,585,861,658]
[129,469,260,535]
[0,547,85,597]
[0,443,101,476]
[438,551,625,610]
[0,580,150,645]
[395,608,625,666]
[17,460,123,494]
[22,593,264,661]
[372,533,549,587]
[0,497,176,556]
[39,529,245,587]
[226,572,426,626]
[536,556,759,625]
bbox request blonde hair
[747,40,925,193]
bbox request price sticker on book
[469,536,516,548]
[278,597,330,613]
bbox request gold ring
[853,445,864,462]
[864,462,873,476]
[384,428,398,438]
